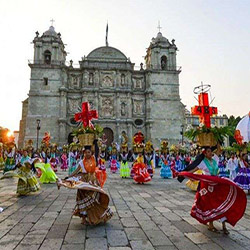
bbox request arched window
[44,50,51,64]
[161,55,167,70]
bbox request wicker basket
[78,133,95,146]
[197,132,217,147]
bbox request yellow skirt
[186,169,203,191]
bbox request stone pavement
[0,168,250,250]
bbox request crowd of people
[0,132,249,232]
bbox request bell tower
[145,30,185,145]
[21,24,68,146]
[33,25,66,65]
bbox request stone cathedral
[18,25,185,148]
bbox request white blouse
[197,154,219,175]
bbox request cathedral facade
[18,25,185,148]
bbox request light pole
[180,124,184,145]
[36,119,41,151]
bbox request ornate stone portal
[101,97,114,117]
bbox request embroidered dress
[234,160,250,190]
[179,172,246,226]
[160,156,172,178]
[68,151,78,175]
[61,153,68,171]
[133,162,151,183]
[120,153,130,178]
[110,158,118,173]
[58,155,113,225]
[180,154,247,227]
[4,151,15,172]
[218,160,229,178]
[16,164,40,195]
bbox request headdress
[160,140,169,154]
[145,141,153,153]
[133,132,144,153]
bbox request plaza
[0,168,249,250]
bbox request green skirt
[120,161,130,177]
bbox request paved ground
[0,167,250,250]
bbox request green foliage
[184,125,234,145]
[72,124,103,137]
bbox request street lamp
[180,124,184,145]
[36,119,41,151]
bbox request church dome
[87,46,127,61]
[42,26,58,37]
[154,32,168,44]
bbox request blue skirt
[160,163,172,178]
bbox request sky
[0,0,250,131]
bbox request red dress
[133,162,151,183]
[179,172,247,226]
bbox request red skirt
[179,172,247,226]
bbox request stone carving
[133,78,143,89]
[68,99,81,113]
[89,73,94,85]
[70,74,79,88]
[121,74,125,86]
[133,100,143,114]
[102,97,114,117]
[83,71,88,85]
[102,75,113,87]
[121,102,126,116]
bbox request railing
[28,59,66,66]
[134,64,182,71]
[28,59,181,72]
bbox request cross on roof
[50,19,55,26]
[157,21,162,33]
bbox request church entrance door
[103,128,114,147]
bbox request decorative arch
[161,55,167,70]
[103,127,114,146]
[44,50,52,64]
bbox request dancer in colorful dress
[133,159,151,184]
[35,159,58,184]
[234,152,250,194]
[160,152,172,178]
[61,145,68,171]
[68,143,79,175]
[120,141,130,178]
[110,143,118,173]
[160,140,171,178]
[58,144,113,225]
[218,155,229,178]
[3,143,16,173]
[144,141,154,178]
[50,144,58,172]
[180,146,246,234]
[178,84,247,235]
